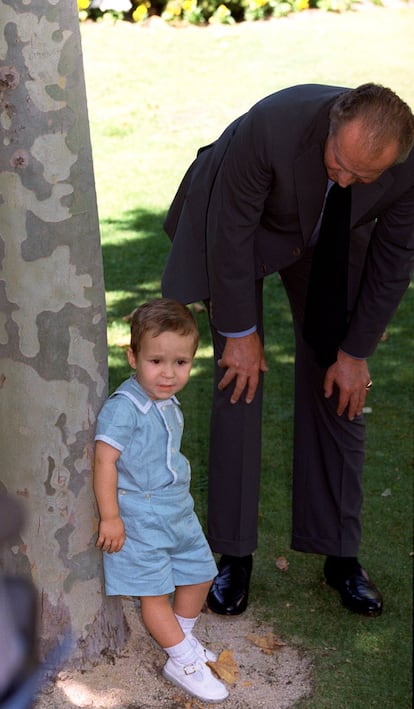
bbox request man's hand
[324,350,372,420]
[217,332,268,404]
[96,516,126,553]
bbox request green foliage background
[81,7,413,707]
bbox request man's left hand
[324,350,371,420]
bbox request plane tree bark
[0,0,127,666]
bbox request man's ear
[127,347,137,369]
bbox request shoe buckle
[183,663,198,675]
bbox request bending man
[162,83,414,617]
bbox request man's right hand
[217,332,268,404]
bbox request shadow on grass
[100,206,170,316]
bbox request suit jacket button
[292,247,302,257]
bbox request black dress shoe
[207,554,253,615]
[324,556,383,617]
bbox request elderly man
[162,83,414,617]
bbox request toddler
[93,298,228,703]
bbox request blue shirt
[95,376,191,493]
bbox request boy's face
[127,330,195,400]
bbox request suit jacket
[162,84,414,359]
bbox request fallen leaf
[381,488,392,497]
[187,700,205,709]
[275,556,289,571]
[173,694,205,708]
[207,648,239,683]
[247,632,286,655]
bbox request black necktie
[303,182,352,368]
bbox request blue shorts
[103,485,217,597]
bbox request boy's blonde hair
[130,298,199,356]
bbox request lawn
[80,7,413,707]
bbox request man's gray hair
[329,83,414,164]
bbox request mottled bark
[0,0,127,666]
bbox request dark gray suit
[162,84,414,558]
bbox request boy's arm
[93,440,126,553]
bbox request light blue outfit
[95,376,217,596]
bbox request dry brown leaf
[247,632,286,655]
[207,648,239,684]
[275,555,289,571]
[173,694,205,708]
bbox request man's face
[324,119,399,187]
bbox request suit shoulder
[252,84,349,115]
[240,85,347,146]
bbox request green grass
[81,9,413,707]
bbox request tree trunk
[0,0,128,666]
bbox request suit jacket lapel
[294,143,329,242]
[351,172,395,226]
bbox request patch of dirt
[35,598,313,708]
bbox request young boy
[93,298,228,704]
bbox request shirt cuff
[338,348,367,360]
[218,325,257,338]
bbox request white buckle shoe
[162,657,228,703]
[189,634,217,663]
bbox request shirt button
[292,247,302,257]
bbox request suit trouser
[206,253,365,558]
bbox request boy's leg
[140,594,184,649]
[173,581,217,662]
[173,580,212,618]
[141,588,228,702]
[140,581,214,655]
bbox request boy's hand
[96,517,126,553]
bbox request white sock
[163,636,198,666]
[174,613,198,636]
